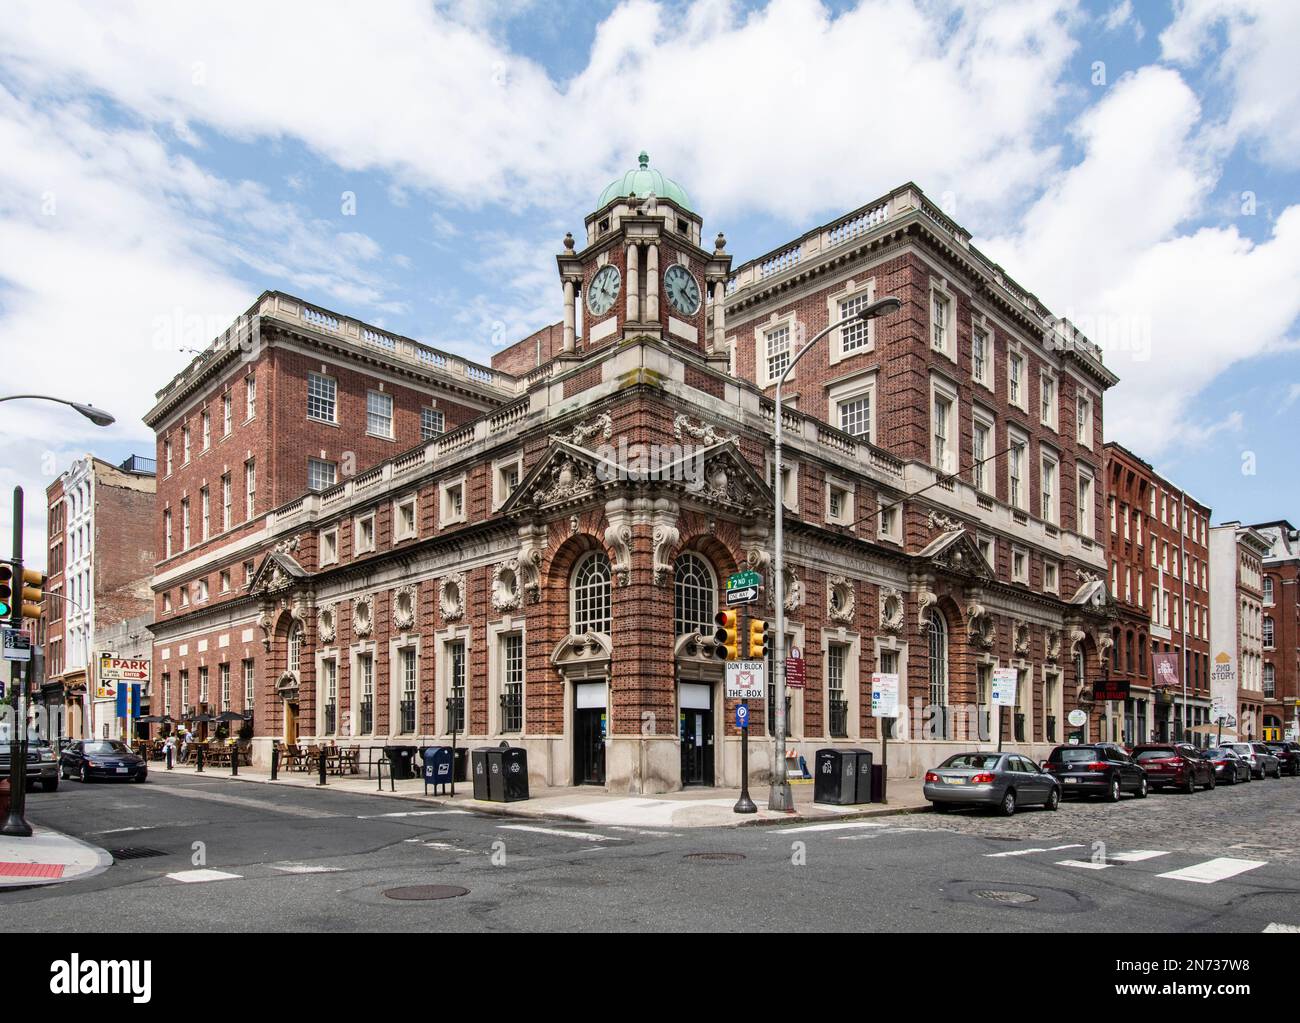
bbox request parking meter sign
[735,703,750,730]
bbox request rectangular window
[201,410,210,450]
[245,459,256,519]
[1044,560,1059,593]
[246,374,256,420]
[838,394,871,440]
[972,418,990,492]
[401,651,418,735]
[221,473,231,531]
[178,670,188,709]
[1013,548,1028,584]
[827,644,847,738]
[395,497,417,541]
[1009,352,1024,407]
[1041,455,1058,524]
[222,393,231,436]
[839,293,871,353]
[878,501,901,543]
[421,407,445,439]
[320,527,338,565]
[200,486,210,540]
[448,643,466,733]
[355,513,376,553]
[972,326,988,384]
[162,673,171,716]
[931,291,950,352]
[164,509,172,559]
[359,653,374,734]
[307,371,337,423]
[1077,393,1092,446]
[366,390,394,438]
[932,392,953,472]
[1040,370,1057,428]
[182,425,191,463]
[765,324,791,383]
[1008,437,1027,510]
[502,634,524,733]
[164,440,172,476]
[181,498,190,549]
[219,663,230,712]
[1077,472,1094,538]
[307,458,337,492]
[220,569,230,593]
[323,659,337,734]
[198,666,209,704]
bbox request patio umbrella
[190,713,217,723]
[216,711,246,722]
[137,715,167,723]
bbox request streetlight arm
[0,395,115,427]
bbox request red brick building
[1102,443,1212,744]
[44,454,157,739]
[145,162,1118,790]
[1252,520,1299,739]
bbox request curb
[0,827,113,891]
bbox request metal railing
[500,691,523,733]
[828,698,848,739]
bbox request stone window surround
[487,618,526,737]
[755,310,798,390]
[970,313,994,392]
[353,509,377,555]
[767,622,806,739]
[824,473,855,527]
[1039,365,1059,432]
[440,473,468,527]
[826,275,877,365]
[1040,443,1060,526]
[349,641,377,739]
[434,625,472,737]
[315,650,339,737]
[764,453,800,514]
[929,371,959,476]
[491,451,525,512]
[1043,557,1060,595]
[393,493,419,542]
[1006,424,1030,512]
[1007,341,1028,414]
[971,404,995,494]
[827,370,877,445]
[927,276,957,364]
[1011,543,1030,585]
[877,490,903,545]
[820,627,861,740]
[388,634,422,738]
[872,635,909,739]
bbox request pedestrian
[162,733,178,770]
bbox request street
[6,773,1300,932]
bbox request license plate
[116,767,128,774]
[945,777,966,785]
[1065,777,1080,784]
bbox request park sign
[98,653,150,682]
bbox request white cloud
[1161,0,1300,168]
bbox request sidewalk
[154,762,930,828]
[0,825,112,889]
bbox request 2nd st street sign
[725,570,762,607]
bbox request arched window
[673,553,715,636]
[288,622,303,675]
[571,551,612,635]
[927,608,948,709]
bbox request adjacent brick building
[1102,443,1212,744]
[1252,520,1299,739]
[145,161,1119,790]
[44,454,157,740]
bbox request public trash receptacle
[500,746,529,801]
[453,746,468,782]
[422,747,453,792]
[851,749,874,803]
[814,748,872,805]
[471,747,492,799]
[384,745,417,780]
[870,763,887,803]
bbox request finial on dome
[638,150,649,169]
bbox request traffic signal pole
[2,486,32,837]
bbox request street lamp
[769,296,901,811]
[0,395,115,427]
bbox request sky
[0,0,1297,567]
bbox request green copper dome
[596,151,694,214]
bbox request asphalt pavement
[6,769,1300,932]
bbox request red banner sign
[1152,652,1180,691]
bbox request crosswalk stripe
[986,844,1083,858]
[166,869,242,883]
[1108,850,1170,863]
[498,824,620,842]
[1156,857,1267,884]
[1263,923,1300,932]
[780,821,889,834]
[269,864,342,874]
[1057,859,1112,870]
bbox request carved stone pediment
[686,445,768,514]
[248,543,308,600]
[550,631,613,682]
[914,528,994,584]
[276,672,300,702]
[499,441,602,517]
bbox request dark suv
[1264,741,1300,776]
[1044,743,1148,801]
[1131,743,1215,793]
[0,739,61,792]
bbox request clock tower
[557,152,732,355]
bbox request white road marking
[166,869,242,883]
[151,785,335,819]
[1057,859,1113,870]
[780,821,889,834]
[1263,923,1300,933]
[269,863,342,874]
[356,810,471,819]
[498,824,621,842]
[1108,850,1170,863]
[1157,857,1268,884]
[608,827,682,837]
[985,844,1084,858]
[94,826,156,835]
[422,842,479,853]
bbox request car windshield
[940,754,1003,770]
[84,741,130,756]
[1229,745,1252,754]
[1051,748,1099,763]
[1135,749,1177,761]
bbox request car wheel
[1273,765,1282,779]
[79,764,90,784]
[1205,773,1216,791]
[1136,776,1148,798]
[1107,776,1122,802]
[1046,787,1061,811]
[998,789,1016,817]
[59,764,69,780]
[1184,773,1196,795]
[43,777,59,793]
[930,802,949,813]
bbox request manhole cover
[110,848,168,860]
[382,884,470,901]
[972,889,1038,904]
[683,852,746,862]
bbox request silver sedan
[924,751,1062,816]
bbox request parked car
[924,751,1061,816]
[1131,743,1215,793]
[1264,741,1300,776]
[1044,743,1148,801]
[1204,746,1252,784]
[59,740,148,783]
[0,740,60,792]
[1225,742,1280,779]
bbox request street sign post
[991,667,1018,751]
[725,661,764,700]
[733,697,756,815]
[725,570,761,607]
[871,672,900,803]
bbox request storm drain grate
[972,889,1038,904]
[683,852,746,862]
[110,848,168,861]
[383,884,470,901]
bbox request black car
[1044,743,1148,801]
[1205,746,1252,784]
[1265,741,1300,776]
[60,740,148,783]
[1131,743,1215,793]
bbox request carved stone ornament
[651,504,680,586]
[673,413,740,447]
[746,545,771,576]
[927,510,962,533]
[827,576,855,625]
[966,601,994,649]
[492,560,521,612]
[1095,628,1114,657]
[551,412,613,448]
[603,521,632,586]
[266,563,293,595]
[879,586,905,633]
[774,567,801,612]
[258,610,275,651]
[1012,619,1031,656]
[392,583,417,632]
[1045,626,1062,663]
[317,605,337,645]
[439,572,466,622]
[916,587,938,627]
[273,534,301,556]
[534,454,598,507]
[1068,627,1088,660]
[352,594,374,638]
[1078,569,1100,586]
[517,525,546,604]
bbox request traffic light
[0,561,12,619]
[748,618,771,660]
[713,609,740,660]
[20,567,45,620]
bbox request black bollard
[317,749,327,786]
[270,745,279,780]
[166,745,173,771]
[231,745,239,777]
[196,744,204,773]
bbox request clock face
[586,265,621,317]
[664,264,701,316]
